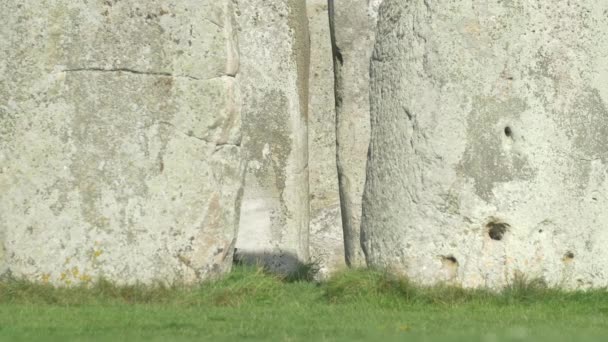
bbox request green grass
[1,266,608,341]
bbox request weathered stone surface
[363,0,608,288]
[307,0,345,277]
[233,0,311,273]
[330,0,383,267]
[0,0,244,284]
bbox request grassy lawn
[1,266,607,341]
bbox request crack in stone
[554,149,602,163]
[423,0,432,12]
[153,121,241,149]
[203,17,224,29]
[60,67,235,81]
[294,162,309,175]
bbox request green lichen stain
[564,88,608,162]
[244,90,292,237]
[287,0,310,120]
[246,91,291,192]
[458,97,535,201]
[0,106,16,144]
[66,71,176,230]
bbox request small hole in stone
[563,251,575,262]
[442,255,458,264]
[487,221,510,241]
[504,126,513,137]
[538,229,543,233]
[440,255,459,280]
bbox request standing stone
[307,0,345,277]
[363,0,608,288]
[330,0,383,267]
[0,0,244,284]
[234,0,311,273]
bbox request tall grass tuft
[496,272,571,305]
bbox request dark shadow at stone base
[233,250,320,282]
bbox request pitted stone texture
[330,0,383,267]
[234,0,311,273]
[307,0,345,277]
[0,0,244,285]
[363,0,608,288]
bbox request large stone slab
[363,0,608,288]
[0,0,244,284]
[307,0,345,277]
[330,0,383,267]
[233,0,311,273]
